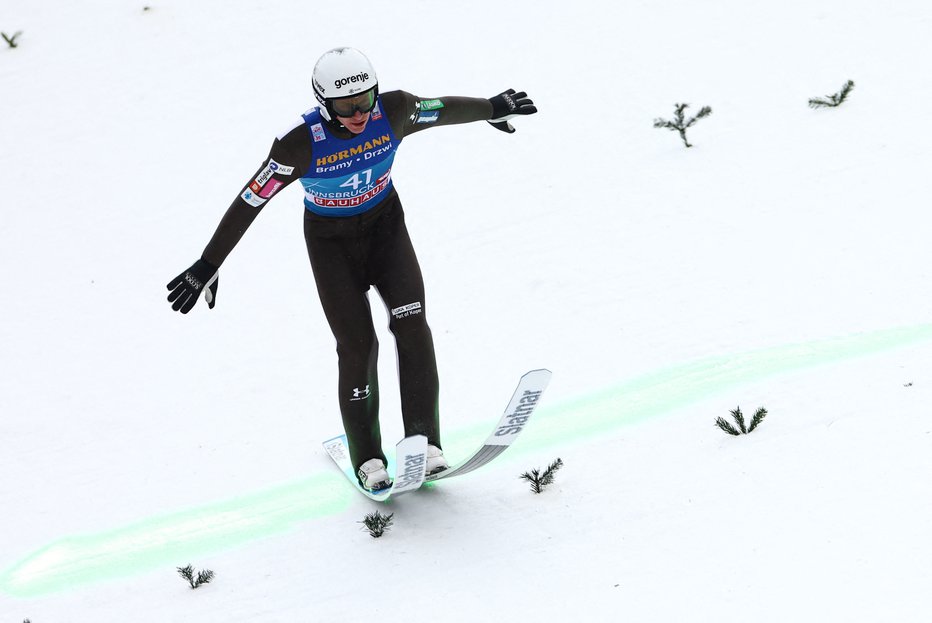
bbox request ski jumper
[300,100,437,470]
[199,90,493,471]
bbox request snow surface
[2,0,932,620]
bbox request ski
[323,433,428,501]
[427,368,552,482]
[323,369,551,497]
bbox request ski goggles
[329,88,378,118]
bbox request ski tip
[322,434,347,447]
[523,368,553,383]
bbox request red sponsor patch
[259,179,284,199]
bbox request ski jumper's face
[337,110,371,135]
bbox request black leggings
[304,191,440,471]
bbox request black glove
[166,259,219,314]
[488,89,537,133]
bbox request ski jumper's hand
[166,259,219,313]
[488,89,537,133]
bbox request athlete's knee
[336,330,379,367]
[389,314,433,348]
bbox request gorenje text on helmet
[334,72,370,89]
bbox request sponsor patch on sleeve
[415,110,440,124]
[419,99,444,111]
[268,159,295,176]
[241,188,267,207]
[252,158,295,190]
[311,123,327,142]
[258,178,284,199]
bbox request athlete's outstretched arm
[202,124,310,266]
[166,123,311,314]
[381,89,537,138]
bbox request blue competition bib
[299,100,398,217]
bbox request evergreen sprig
[654,103,712,147]
[716,406,768,435]
[732,407,747,433]
[715,416,741,436]
[360,511,394,538]
[2,31,22,48]
[521,458,564,494]
[177,564,215,589]
[809,80,855,108]
[748,407,767,432]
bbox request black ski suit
[199,90,493,471]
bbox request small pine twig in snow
[2,31,23,48]
[715,417,741,436]
[177,564,214,589]
[177,564,195,585]
[521,458,564,494]
[522,468,544,493]
[716,406,768,435]
[809,80,855,108]
[539,458,564,486]
[748,407,768,432]
[731,407,748,434]
[195,568,214,586]
[360,511,394,538]
[654,103,712,147]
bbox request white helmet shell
[312,47,378,120]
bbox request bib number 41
[340,169,372,191]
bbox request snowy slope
[2,0,932,621]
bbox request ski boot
[425,445,449,476]
[357,458,392,492]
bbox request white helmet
[312,47,379,122]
